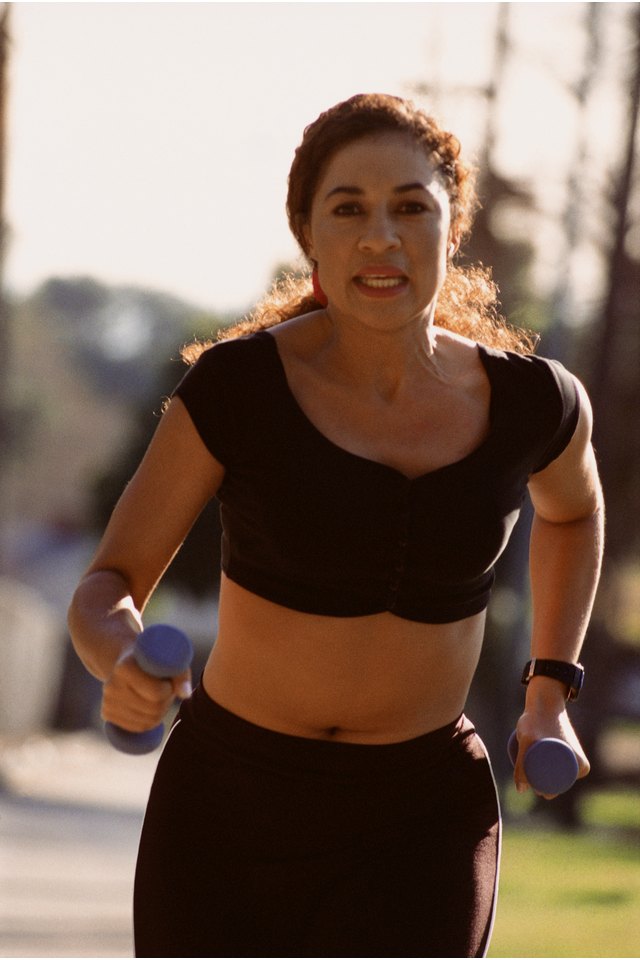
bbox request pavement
[0,729,159,958]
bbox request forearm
[521,505,603,734]
[68,569,143,681]
[509,509,603,792]
[528,506,604,665]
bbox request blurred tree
[585,3,640,563]
[79,284,231,598]
[464,6,547,334]
[547,4,640,826]
[0,4,10,571]
[415,5,546,336]
[5,275,230,531]
[32,275,223,402]
[545,3,602,366]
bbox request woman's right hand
[101,647,192,733]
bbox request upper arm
[84,396,225,610]
[527,376,603,524]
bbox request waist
[204,576,486,743]
[180,682,480,781]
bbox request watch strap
[521,658,584,701]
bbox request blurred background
[0,2,638,957]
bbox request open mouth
[356,275,406,289]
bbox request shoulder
[480,344,579,405]
[435,329,579,407]
[175,331,276,394]
[185,329,274,369]
[479,345,583,472]
[171,331,275,464]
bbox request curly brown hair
[184,93,535,361]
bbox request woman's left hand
[513,703,590,799]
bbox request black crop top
[173,330,580,624]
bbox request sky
[4,1,632,315]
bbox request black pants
[134,684,500,958]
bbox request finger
[576,754,591,779]
[172,669,193,701]
[510,733,532,793]
[102,674,175,729]
[112,658,175,704]
[514,761,530,794]
[101,687,174,728]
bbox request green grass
[582,788,640,832]
[489,814,640,957]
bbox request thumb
[172,669,193,701]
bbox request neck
[319,307,444,395]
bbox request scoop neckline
[257,329,498,483]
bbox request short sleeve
[171,343,237,465]
[530,358,581,473]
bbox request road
[0,730,157,958]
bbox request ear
[447,227,461,259]
[300,220,315,261]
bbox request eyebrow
[324,181,432,200]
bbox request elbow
[533,501,604,534]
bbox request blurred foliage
[30,275,234,598]
[463,166,549,335]
[32,276,221,402]
[579,252,640,562]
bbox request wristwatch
[521,658,584,702]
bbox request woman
[69,93,604,957]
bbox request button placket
[387,482,412,608]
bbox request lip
[355,265,407,278]
[353,265,409,297]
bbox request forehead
[315,131,447,198]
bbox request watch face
[568,665,585,700]
[521,659,584,701]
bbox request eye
[332,202,362,216]
[398,200,428,214]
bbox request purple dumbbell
[105,624,193,755]
[508,730,579,795]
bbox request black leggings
[134,684,500,958]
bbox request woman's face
[303,132,454,327]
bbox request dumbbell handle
[104,624,193,755]
[508,730,579,795]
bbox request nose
[357,209,401,253]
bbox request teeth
[358,276,404,288]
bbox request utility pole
[481,2,510,169]
[546,3,602,364]
[0,3,10,573]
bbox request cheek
[307,223,349,266]
[416,226,448,265]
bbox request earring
[312,267,329,307]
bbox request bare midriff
[202,573,486,744]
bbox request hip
[152,683,500,857]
